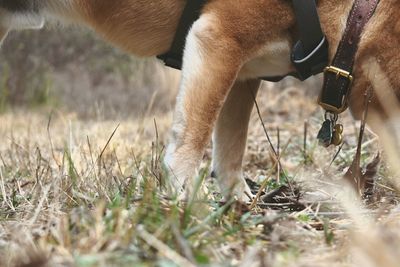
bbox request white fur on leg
[212,140,254,202]
[164,15,213,197]
[164,141,201,194]
[212,169,254,201]
[212,79,260,202]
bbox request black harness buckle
[291,36,329,81]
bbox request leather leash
[317,0,380,147]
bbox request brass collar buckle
[318,65,354,114]
[324,66,353,83]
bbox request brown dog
[1,0,399,199]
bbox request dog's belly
[238,41,292,80]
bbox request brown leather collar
[319,0,380,114]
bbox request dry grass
[1,28,400,267]
[0,81,400,267]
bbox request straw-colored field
[0,29,399,267]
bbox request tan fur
[349,0,400,120]
[72,0,185,56]
[2,0,399,199]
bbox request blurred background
[0,27,181,119]
[0,27,323,121]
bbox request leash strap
[291,0,329,81]
[157,0,206,70]
[317,0,380,147]
[319,0,380,113]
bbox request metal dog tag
[317,119,334,147]
[332,124,344,146]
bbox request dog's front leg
[164,15,245,197]
[212,79,260,201]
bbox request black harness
[156,1,205,70]
[157,0,329,82]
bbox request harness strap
[290,0,329,81]
[319,0,380,113]
[157,0,206,70]
[158,0,329,83]
[292,0,324,55]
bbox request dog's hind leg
[164,14,247,197]
[212,79,260,201]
